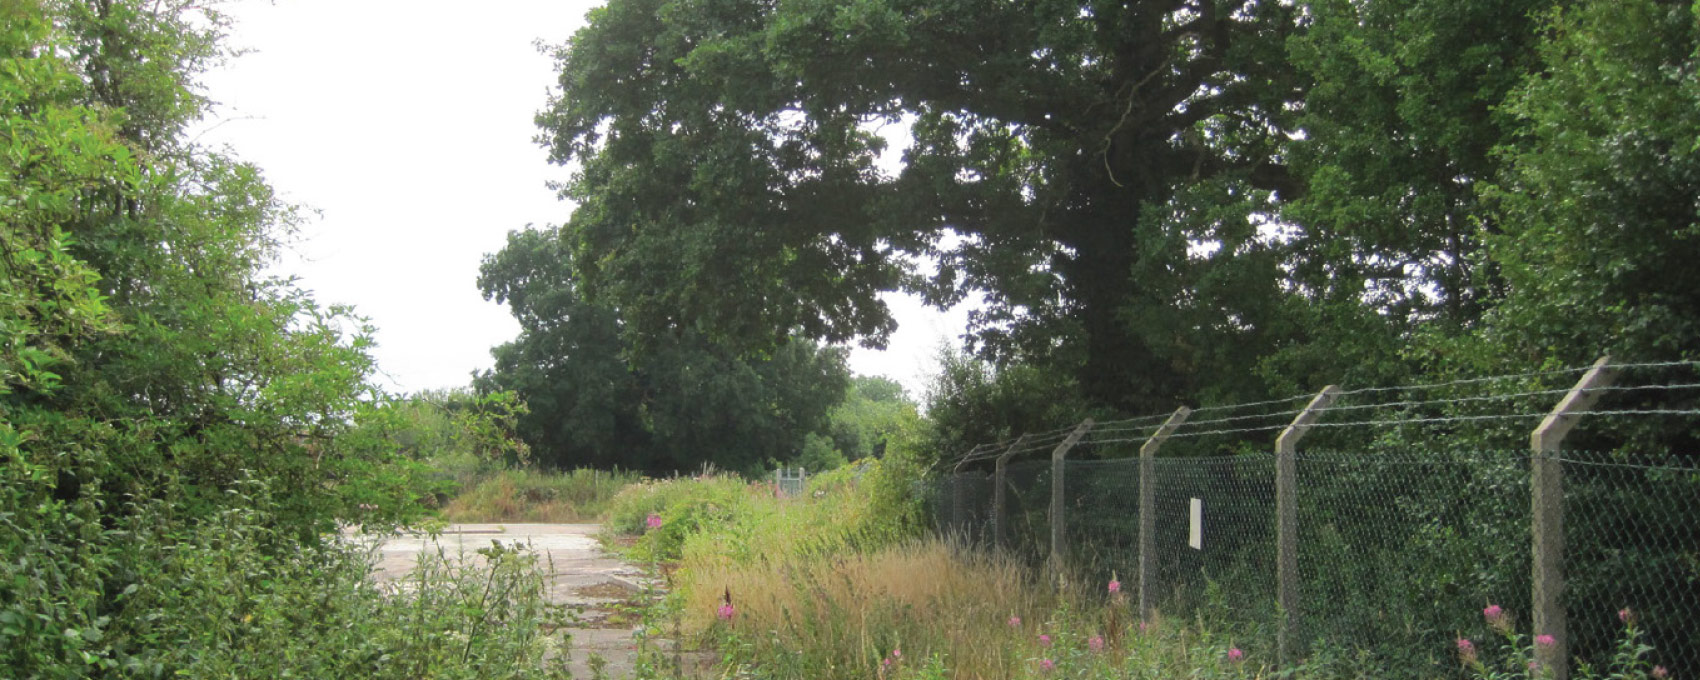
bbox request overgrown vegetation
[0,2,567,676]
[9,0,1700,675]
[442,468,639,523]
[608,454,1676,679]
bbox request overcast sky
[197,0,969,401]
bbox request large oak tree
[540,0,1308,413]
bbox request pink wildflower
[1457,638,1478,665]
[1484,604,1510,632]
[1535,634,1556,648]
[892,648,901,659]
[1529,660,1540,671]
[1039,634,1052,647]
[1089,635,1105,653]
[1009,616,1022,627]
[1228,647,1244,663]
[716,602,735,621]
[1456,639,1473,651]
[1653,666,1669,679]
[646,513,663,530]
[1108,578,1121,594]
[882,658,892,669]
[1138,621,1149,633]
[1039,659,1055,672]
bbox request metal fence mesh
[928,449,1700,678]
[1292,451,1532,669]
[1561,452,1700,677]
[1148,454,1278,634]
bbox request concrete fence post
[1275,385,1340,666]
[1049,419,1095,576]
[1139,406,1192,622]
[993,435,1031,551]
[952,444,992,538]
[1531,356,1617,680]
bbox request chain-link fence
[775,467,807,498]
[929,448,1700,678]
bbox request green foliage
[823,374,921,462]
[0,2,125,394]
[603,475,753,563]
[922,347,1093,462]
[0,2,475,676]
[2,0,402,535]
[441,468,639,523]
[796,432,846,473]
[602,450,929,570]
[1477,0,1700,368]
[1461,612,1671,680]
[1284,0,1550,326]
[344,388,532,495]
[0,476,571,678]
[478,226,852,474]
[538,0,1310,414]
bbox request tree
[1255,0,1559,396]
[921,347,1092,461]
[476,227,647,469]
[1283,0,1551,323]
[477,226,852,474]
[2,1,428,672]
[1479,0,1700,366]
[539,0,1310,414]
[824,375,922,461]
[0,1,126,397]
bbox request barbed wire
[1555,455,1700,472]
[1603,359,1700,372]
[1331,359,1700,398]
[1091,411,1182,430]
[1093,408,1700,445]
[1185,391,1318,415]
[1330,382,1700,413]
[950,430,1076,466]
[944,361,1700,465]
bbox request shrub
[441,468,638,523]
[0,478,570,679]
[604,474,754,562]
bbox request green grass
[440,468,639,523]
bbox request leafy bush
[1457,606,1675,680]
[442,468,639,523]
[0,477,570,678]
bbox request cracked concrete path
[370,523,682,679]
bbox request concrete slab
[369,523,693,678]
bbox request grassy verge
[603,460,1674,680]
[440,468,639,523]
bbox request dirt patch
[572,581,637,599]
[570,606,642,629]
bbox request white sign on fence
[1189,498,1203,550]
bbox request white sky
[197,0,968,402]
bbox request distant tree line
[476,228,919,472]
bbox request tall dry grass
[676,536,1285,679]
[679,538,1051,678]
